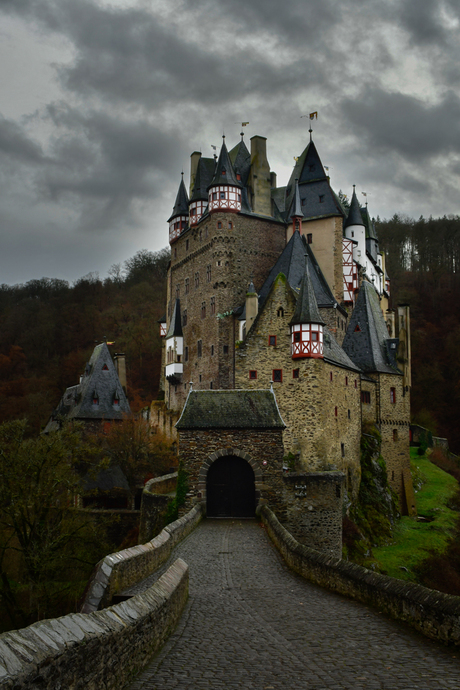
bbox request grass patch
[369,448,459,581]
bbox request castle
[154,129,414,551]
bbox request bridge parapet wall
[261,505,460,646]
[80,503,203,613]
[139,472,178,543]
[0,558,188,690]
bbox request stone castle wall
[235,275,361,498]
[166,211,285,410]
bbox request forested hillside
[377,215,460,453]
[1,217,459,453]
[0,248,169,435]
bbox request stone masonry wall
[178,428,286,514]
[166,211,286,411]
[235,275,362,498]
[261,505,460,647]
[80,504,203,613]
[0,559,188,690]
[138,472,178,544]
[281,472,345,558]
[377,373,412,511]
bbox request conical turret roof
[342,281,399,374]
[166,299,183,339]
[229,137,251,186]
[168,176,189,222]
[290,179,304,220]
[208,138,241,188]
[344,188,365,229]
[290,261,325,326]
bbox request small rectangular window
[249,370,257,380]
[293,368,299,379]
[201,301,206,319]
[195,272,199,288]
[307,233,312,244]
[185,278,189,294]
[207,264,211,282]
[341,443,345,457]
[211,345,214,356]
[269,335,276,346]
[210,381,213,389]
[294,331,301,342]
[186,239,189,250]
[210,296,216,315]
[185,346,189,362]
[335,406,338,417]
[330,371,333,381]
[345,376,348,386]
[390,387,396,404]
[223,345,229,355]
[273,369,282,382]
[197,340,202,358]
[183,309,187,327]
[319,195,325,203]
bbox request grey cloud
[0,116,45,164]
[341,87,460,160]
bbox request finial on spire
[240,131,244,139]
[309,126,312,142]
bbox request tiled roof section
[271,186,287,215]
[342,280,400,374]
[209,138,241,188]
[257,230,337,310]
[323,328,362,373]
[344,189,364,229]
[361,205,377,240]
[66,343,131,420]
[176,389,286,429]
[166,299,183,339]
[290,263,325,326]
[167,176,189,222]
[190,158,215,202]
[229,138,251,186]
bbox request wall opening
[206,455,255,518]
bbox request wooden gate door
[206,456,255,518]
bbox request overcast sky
[1,0,459,285]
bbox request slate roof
[229,138,251,186]
[44,343,131,429]
[361,204,377,240]
[166,299,183,339]
[290,263,325,326]
[289,180,304,219]
[190,157,215,202]
[168,176,189,222]
[176,389,286,429]
[257,230,338,311]
[209,138,241,188]
[342,280,401,375]
[323,329,362,373]
[344,189,364,229]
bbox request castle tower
[207,137,242,213]
[189,155,215,226]
[168,175,189,245]
[165,299,184,384]
[343,187,365,264]
[290,261,325,359]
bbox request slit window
[307,233,313,244]
[390,387,396,404]
[269,335,276,346]
[293,368,300,379]
[197,340,202,358]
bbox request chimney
[250,136,271,216]
[114,353,127,394]
[190,151,201,196]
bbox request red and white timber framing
[291,323,324,359]
[342,238,359,305]
[189,200,207,226]
[208,185,242,213]
[169,216,188,244]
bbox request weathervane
[301,111,318,141]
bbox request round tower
[168,174,189,244]
[290,260,325,359]
[207,136,242,213]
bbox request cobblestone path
[127,519,460,690]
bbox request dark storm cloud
[341,88,460,160]
[0,116,45,164]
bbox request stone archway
[198,448,262,518]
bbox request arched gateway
[207,455,255,517]
[175,389,286,516]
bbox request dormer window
[113,396,120,407]
[102,364,109,371]
[319,195,325,203]
[309,165,315,172]
[236,173,241,181]
[93,394,99,406]
[222,168,226,175]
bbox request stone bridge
[125,519,458,690]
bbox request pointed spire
[208,138,241,188]
[290,259,325,326]
[344,186,365,229]
[166,299,183,339]
[167,176,189,222]
[290,179,303,224]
